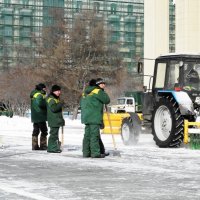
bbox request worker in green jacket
[81,78,110,158]
[30,83,48,150]
[46,85,65,153]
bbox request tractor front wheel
[121,113,141,145]
[152,97,184,147]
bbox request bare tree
[14,45,36,68]
[0,39,10,71]
[35,10,126,118]
[0,66,45,116]
[0,10,132,117]
[0,9,141,118]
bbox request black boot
[92,154,105,158]
[57,140,62,151]
[40,136,47,150]
[104,152,110,156]
[47,140,62,153]
[32,136,40,150]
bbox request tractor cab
[153,54,200,98]
[142,54,200,118]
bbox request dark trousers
[47,127,61,152]
[82,124,105,157]
[32,122,48,137]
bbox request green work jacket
[46,94,65,127]
[81,86,110,125]
[30,89,47,123]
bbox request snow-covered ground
[1,116,200,200]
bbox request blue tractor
[141,53,200,147]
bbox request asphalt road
[1,128,200,200]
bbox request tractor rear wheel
[152,97,184,147]
[121,113,141,145]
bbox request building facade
[175,0,200,52]
[0,0,174,71]
[71,0,144,71]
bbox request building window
[4,27,12,37]
[110,3,117,15]
[20,27,31,37]
[22,17,31,26]
[4,38,12,45]
[94,2,100,13]
[127,5,133,15]
[46,0,54,7]
[76,1,82,13]
[4,15,13,25]
[124,21,135,32]
[20,38,31,46]
[155,63,167,88]
[43,17,53,26]
[22,0,29,8]
[125,33,134,42]
[4,0,11,7]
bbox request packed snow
[1,115,200,200]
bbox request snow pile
[0,115,84,131]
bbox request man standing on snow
[81,78,110,158]
[46,85,65,153]
[30,83,48,150]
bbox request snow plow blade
[102,112,143,134]
[102,113,130,134]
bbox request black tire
[121,113,141,145]
[152,96,184,148]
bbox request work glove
[9,111,14,118]
[59,100,65,107]
[100,122,105,129]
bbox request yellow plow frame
[184,120,200,144]
[102,112,143,134]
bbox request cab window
[165,61,180,89]
[127,99,133,105]
[155,63,167,88]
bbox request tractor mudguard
[158,90,195,115]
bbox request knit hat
[36,83,46,91]
[89,79,96,86]
[51,85,61,92]
[96,78,105,85]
